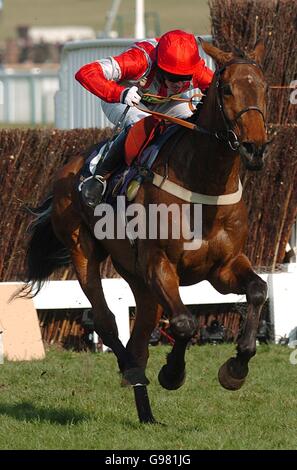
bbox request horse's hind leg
[211,254,267,391]
[57,222,138,374]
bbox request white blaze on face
[247,74,254,84]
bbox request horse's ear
[248,39,265,66]
[198,38,232,66]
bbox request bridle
[135,58,267,150]
[195,58,267,151]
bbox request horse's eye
[222,84,232,96]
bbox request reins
[135,92,202,130]
[135,103,198,130]
[134,90,245,206]
[137,58,268,152]
[137,101,222,140]
[131,59,267,205]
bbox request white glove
[121,86,142,107]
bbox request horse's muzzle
[239,141,268,171]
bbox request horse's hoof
[139,416,162,425]
[158,365,186,390]
[218,358,247,391]
[140,419,167,426]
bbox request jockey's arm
[192,58,214,92]
[75,47,148,103]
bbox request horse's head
[200,39,268,171]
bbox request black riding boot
[81,129,127,208]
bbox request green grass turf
[0,343,296,450]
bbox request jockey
[75,29,214,207]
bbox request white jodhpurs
[101,99,193,128]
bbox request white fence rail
[55,36,215,129]
[3,268,297,346]
[0,68,59,124]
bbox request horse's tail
[16,195,71,298]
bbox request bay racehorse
[21,40,269,423]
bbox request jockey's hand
[121,86,142,107]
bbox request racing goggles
[162,72,193,83]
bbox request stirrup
[80,174,108,208]
[78,174,107,193]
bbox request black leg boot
[81,129,127,208]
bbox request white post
[135,0,145,39]
[104,0,122,38]
[267,266,297,342]
[0,331,4,364]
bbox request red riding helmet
[157,29,200,76]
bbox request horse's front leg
[112,264,165,423]
[158,338,188,390]
[211,253,267,390]
[146,250,198,390]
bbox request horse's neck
[169,82,241,196]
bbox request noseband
[195,58,266,151]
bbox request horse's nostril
[242,142,255,155]
[241,142,266,158]
[240,141,265,171]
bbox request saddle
[79,115,179,203]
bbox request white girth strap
[152,173,242,205]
